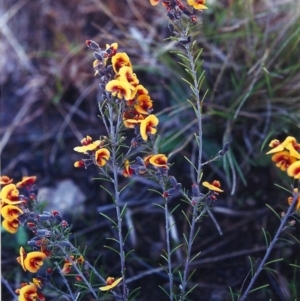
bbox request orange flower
[2,218,20,234]
[17,247,27,271]
[17,282,38,301]
[123,160,134,177]
[150,0,160,5]
[130,84,148,99]
[81,135,93,145]
[0,184,24,205]
[134,94,153,115]
[187,0,208,10]
[266,136,300,159]
[202,180,224,193]
[74,140,101,153]
[1,204,23,221]
[74,160,85,168]
[16,278,46,301]
[95,148,110,167]
[106,79,133,101]
[99,277,123,291]
[61,261,73,274]
[287,161,300,179]
[271,151,297,171]
[17,250,47,273]
[149,154,168,168]
[123,110,145,128]
[105,43,118,57]
[0,175,13,185]
[118,66,139,87]
[288,190,300,211]
[140,114,159,141]
[112,53,132,74]
[16,176,37,188]
[76,255,84,264]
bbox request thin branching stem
[164,197,174,301]
[178,31,204,301]
[107,101,127,300]
[59,248,99,300]
[238,191,299,301]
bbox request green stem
[238,191,299,301]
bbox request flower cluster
[61,255,84,274]
[150,0,207,23]
[74,135,110,168]
[266,136,300,179]
[0,176,36,233]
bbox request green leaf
[100,213,118,228]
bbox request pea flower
[271,151,297,171]
[16,282,38,301]
[134,94,153,115]
[149,154,168,168]
[123,160,134,177]
[0,184,24,205]
[106,79,133,101]
[202,180,224,193]
[74,140,101,153]
[99,277,123,291]
[2,218,20,234]
[266,136,300,159]
[16,176,37,188]
[287,161,300,179]
[187,0,208,10]
[17,247,47,273]
[15,280,45,301]
[111,52,132,74]
[288,189,300,211]
[150,0,159,5]
[1,204,23,221]
[118,66,139,87]
[95,148,110,167]
[0,175,13,185]
[140,114,159,141]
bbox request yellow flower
[134,94,153,115]
[140,114,159,141]
[0,184,24,205]
[0,175,13,185]
[287,161,300,179]
[99,277,123,291]
[130,84,148,99]
[187,0,208,10]
[17,247,27,271]
[17,282,38,301]
[123,160,134,177]
[112,53,132,74]
[266,136,300,159]
[1,204,23,221]
[271,151,297,171]
[2,218,20,234]
[95,148,110,167]
[288,189,300,211]
[149,154,168,168]
[74,140,101,153]
[202,180,224,193]
[118,66,139,87]
[105,42,118,58]
[16,176,37,188]
[17,249,47,273]
[106,79,133,101]
[150,0,160,5]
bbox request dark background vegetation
[1,0,300,300]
